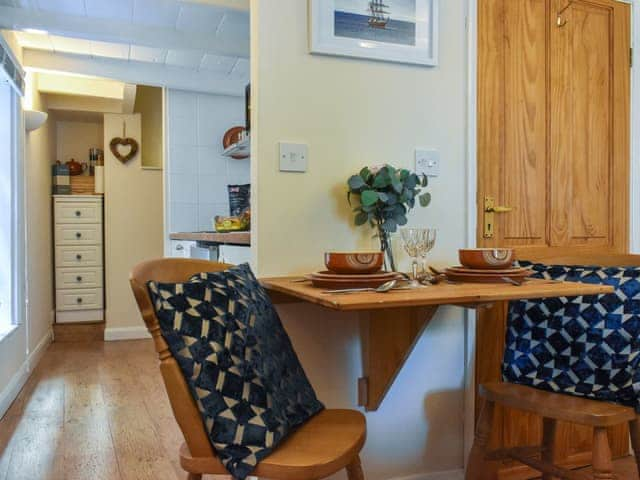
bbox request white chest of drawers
[53,195,104,323]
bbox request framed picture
[309,0,438,66]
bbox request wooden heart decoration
[109,137,139,164]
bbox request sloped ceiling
[0,0,250,95]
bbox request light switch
[415,149,440,177]
[279,142,308,173]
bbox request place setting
[295,227,438,294]
[295,236,538,295]
[442,248,533,285]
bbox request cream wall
[103,113,163,339]
[55,120,103,166]
[252,1,468,478]
[134,85,163,169]
[25,72,55,353]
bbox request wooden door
[476,0,630,477]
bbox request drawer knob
[75,210,81,217]
[76,276,83,282]
[76,232,82,239]
[76,297,83,304]
[76,254,82,260]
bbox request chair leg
[591,427,614,480]
[346,455,365,480]
[629,417,640,475]
[466,399,498,480]
[541,417,557,480]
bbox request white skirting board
[104,326,151,341]
[390,470,464,480]
[0,328,53,419]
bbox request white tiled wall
[166,89,249,233]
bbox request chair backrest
[515,251,640,268]
[130,257,233,458]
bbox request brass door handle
[483,196,515,238]
[485,205,514,214]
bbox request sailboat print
[368,0,390,29]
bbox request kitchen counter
[169,231,250,246]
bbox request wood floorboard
[0,340,636,480]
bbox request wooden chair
[468,252,640,480]
[467,383,639,479]
[130,258,367,480]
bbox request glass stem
[412,259,419,281]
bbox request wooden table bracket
[357,306,439,411]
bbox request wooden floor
[0,341,637,480]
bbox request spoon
[322,280,399,295]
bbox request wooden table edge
[260,277,614,312]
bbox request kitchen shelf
[222,136,250,158]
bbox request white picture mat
[309,0,439,66]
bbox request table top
[260,277,614,312]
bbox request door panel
[550,0,613,247]
[503,0,548,245]
[477,0,630,478]
[479,0,549,248]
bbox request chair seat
[480,382,636,427]
[180,409,367,480]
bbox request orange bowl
[324,251,384,275]
[459,248,515,270]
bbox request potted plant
[347,164,431,272]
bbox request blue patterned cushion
[147,263,324,479]
[503,262,640,411]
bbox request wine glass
[418,228,437,280]
[400,228,425,288]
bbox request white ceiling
[0,0,250,93]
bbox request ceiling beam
[24,49,245,97]
[185,0,249,10]
[37,72,125,99]
[0,6,249,57]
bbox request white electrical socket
[279,143,308,173]
[415,149,440,177]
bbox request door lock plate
[484,196,495,238]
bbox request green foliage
[347,164,432,233]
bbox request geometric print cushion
[503,261,640,411]
[147,263,324,479]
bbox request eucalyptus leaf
[348,175,366,191]
[391,178,403,194]
[361,190,379,206]
[354,211,368,226]
[382,218,398,233]
[373,174,390,188]
[396,214,408,226]
[419,192,432,207]
[406,174,418,190]
[421,175,429,187]
[378,192,389,202]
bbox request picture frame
[309,0,438,67]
